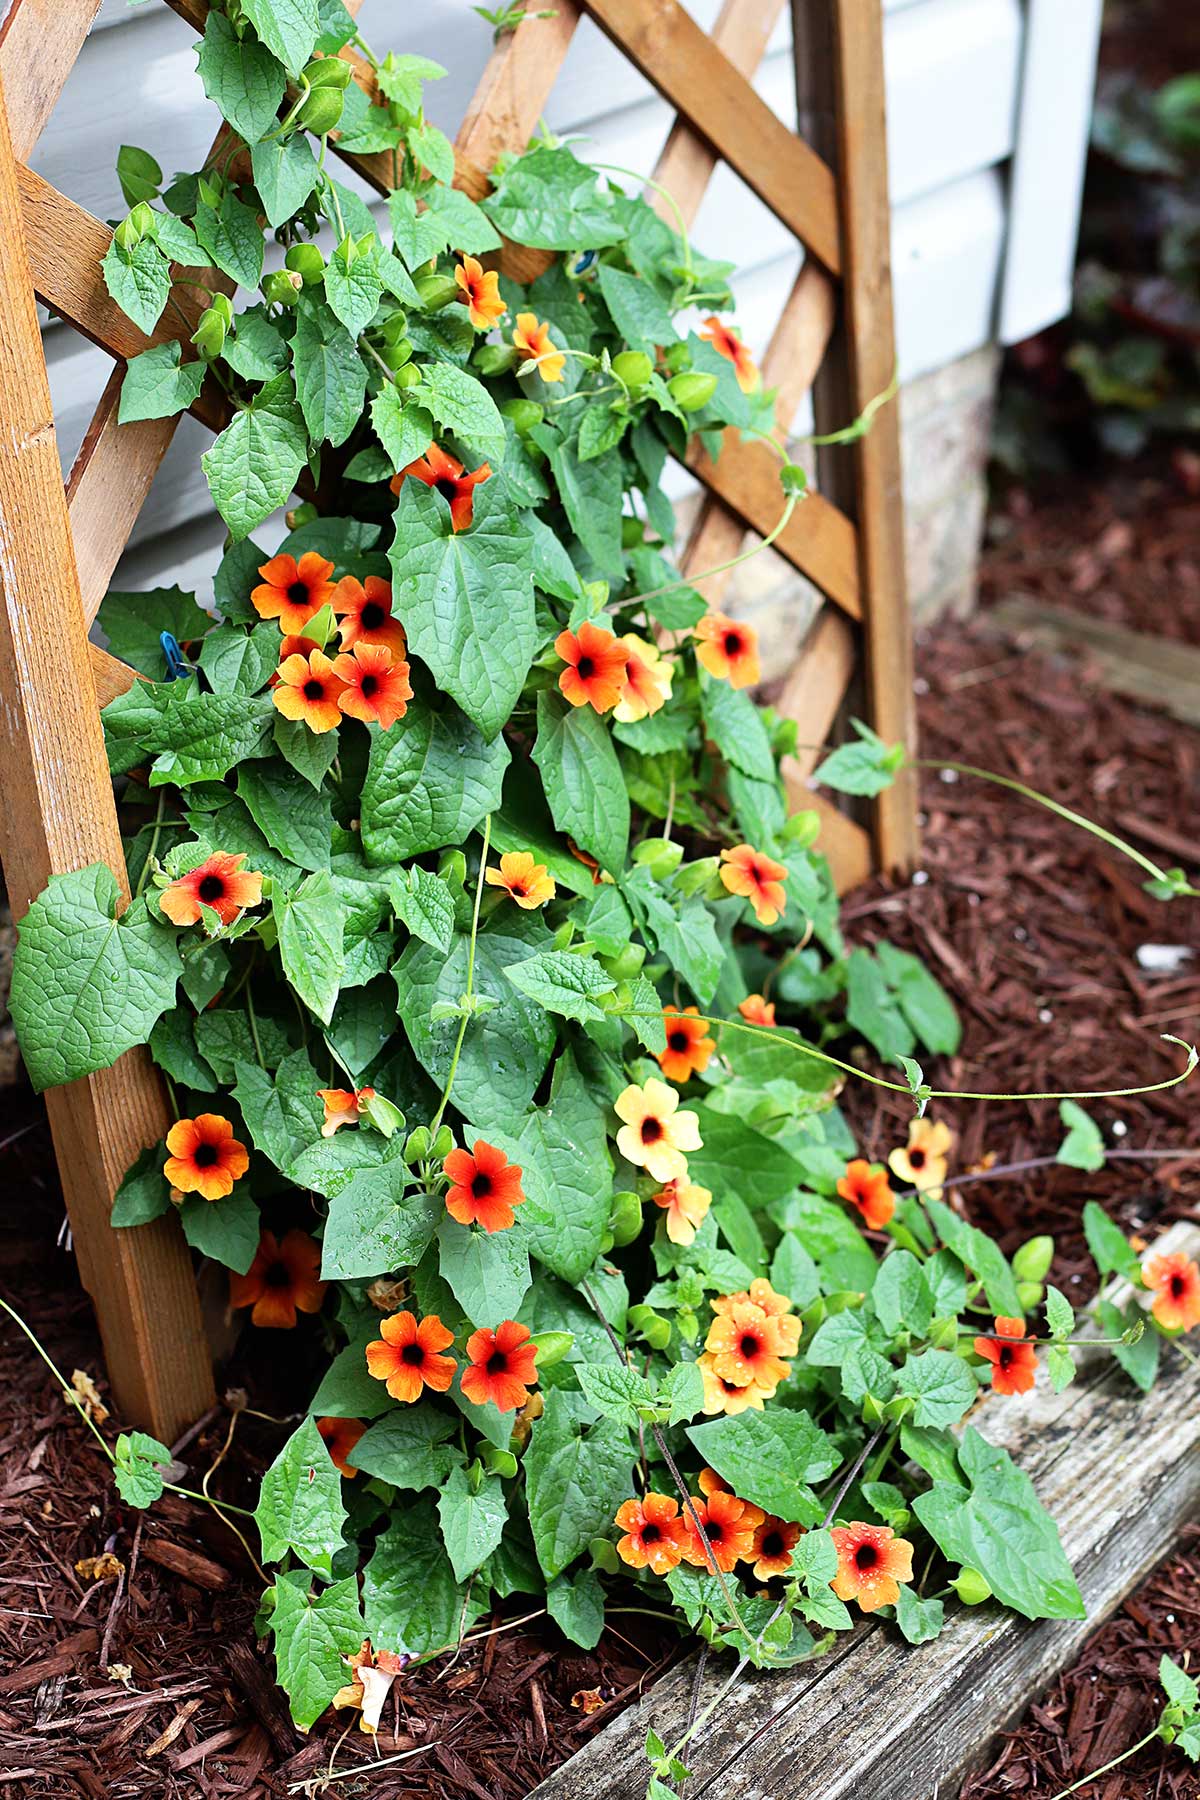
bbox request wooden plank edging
[526,1222,1200,1800]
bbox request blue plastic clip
[564,248,598,278]
[160,630,190,681]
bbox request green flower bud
[663,342,691,374]
[862,1393,886,1426]
[285,242,326,286]
[481,1445,518,1478]
[191,306,227,360]
[633,837,684,879]
[620,515,646,549]
[431,1124,455,1160]
[952,1567,992,1606]
[627,1305,672,1350]
[378,337,414,371]
[783,808,821,848]
[928,1316,960,1350]
[403,1125,432,1163]
[1012,1234,1054,1284]
[209,292,234,328]
[380,309,409,344]
[114,215,142,252]
[385,362,418,389]
[612,348,653,391]
[303,53,354,89]
[473,343,519,376]
[529,1330,574,1369]
[296,85,345,136]
[263,269,303,306]
[599,942,645,982]
[500,396,544,435]
[607,1190,643,1247]
[780,461,808,497]
[129,201,157,239]
[414,271,460,312]
[1016,1280,1045,1313]
[882,1393,915,1423]
[285,502,318,530]
[668,371,718,412]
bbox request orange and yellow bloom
[697,1351,769,1414]
[888,1117,953,1196]
[749,1515,801,1580]
[711,1280,801,1353]
[738,993,776,1027]
[719,843,788,926]
[333,574,407,658]
[973,1315,1038,1396]
[1142,1250,1200,1332]
[705,1300,793,1396]
[316,1087,374,1138]
[679,1489,762,1573]
[365,1311,457,1404]
[443,1140,526,1233]
[700,316,759,393]
[229,1228,326,1329]
[159,852,263,929]
[830,1522,914,1612]
[657,1007,714,1084]
[460,1320,539,1412]
[316,1415,366,1479]
[512,312,565,383]
[614,1078,702,1184]
[455,254,505,330]
[486,850,556,909]
[694,610,760,689]
[394,442,492,532]
[251,551,336,634]
[333,642,413,730]
[272,647,348,733]
[837,1159,896,1231]
[164,1113,248,1201]
[555,620,629,713]
[614,634,672,723]
[614,1493,688,1575]
[651,1177,712,1247]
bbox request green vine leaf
[201,371,309,540]
[196,12,287,144]
[255,1417,347,1575]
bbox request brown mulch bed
[2,500,1199,1792]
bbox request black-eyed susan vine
[9,2,1200,1778]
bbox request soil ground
[1,459,1198,1798]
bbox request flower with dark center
[555,620,629,713]
[888,1116,954,1196]
[229,1228,326,1330]
[1142,1250,1200,1332]
[164,1113,249,1201]
[485,850,556,909]
[443,1141,526,1233]
[830,1522,914,1612]
[271,647,348,733]
[393,442,492,531]
[316,1415,366,1479]
[678,1489,763,1573]
[460,1320,539,1411]
[365,1311,457,1403]
[333,642,413,730]
[159,851,263,929]
[705,1299,793,1395]
[656,1006,714,1084]
[455,254,505,331]
[694,609,760,688]
[614,1493,688,1574]
[973,1315,1038,1395]
[614,1078,702,1183]
[700,316,760,393]
[333,574,407,657]
[719,843,788,926]
[512,312,565,382]
[251,551,335,634]
[837,1158,896,1231]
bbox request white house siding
[29,0,1096,604]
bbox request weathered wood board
[527,1221,1200,1800]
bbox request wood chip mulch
[2,475,1200,1794]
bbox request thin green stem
[667,1655,748,1765]
[861,1424,901,1489]
[590,161,693,281]
[245,984,266,1071]
[623,493,798,611]
[430,815,492,1133]
[802,365,899,445]
[165,1483,256,1520]
[133,791,167,900]
[1047,1728,1161,1800]
[0,1298,114,1461]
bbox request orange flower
[1142,1250,1200,1332]
[272,647,348,733]
[837,1159,895,1231]
[159,852,263,929]
[333,642,413,730]
[251,551,335,634]
[888,1117,953,1196]
[333,574,407,657]
[738,993,776,1027]
[333,1640,405,1734]
[719,843,788,926]
[830,1522,914,1612]
[705,1300,793,1395]
[512,312,564,383]
[749,1515,801,1580]
[443,1140,526,1233]
[614,1493,687,1575]
[711,1280,801,1354]
[614,633,672,724]
[694,610,760,689]
[163,1113,249,1201]
[365,1311,457,1404]
[316,1087,374,1138]
[697,1466,730,1497]
[555,620,629,713]
[700,316,759,392]
[697,1351,768,1414]
[486,850,556,909]
[657,1008,714,1084]
[614,1079,702,1184]
[455,254,505,330]
[652,1177,712,1247]
[316,1415,366,1479]
[679,1489,760,1572]
[229,1228,326,1329]
[393,442,492,532]
[460,1320,539,1411]
[973,1316,1037,1396]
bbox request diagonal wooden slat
[579,0,841,273]
[457,1,583,167]
[0,0,103,162]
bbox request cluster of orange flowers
[251,553,414,735]
[696,1278,801,1416]
[554,611,759,727]
[365,1311,539,1413]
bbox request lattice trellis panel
[0,0,915,1435]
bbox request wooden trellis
[0,0,915,1437]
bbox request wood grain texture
[806,789,872,891]
[66,363,179,627]
[776,606,855,782]
[580,0,841,274]
[793,0,918,873]
[0,68,213,1440]
[89,641,141,707]
[0,0,104,162]
[528,1221,1200,1800]
[457,1,584,169]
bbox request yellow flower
[888,1117,953,1196]
[614,1078,702,1183]
[614,634,673,723]
[696,1351,768,1415]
